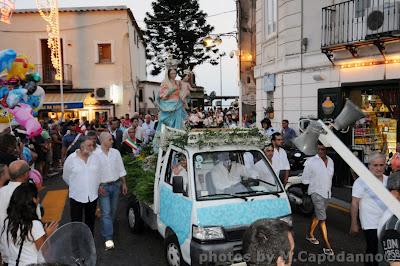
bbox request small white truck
[127,126,292,266]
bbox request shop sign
[42,102,83,110]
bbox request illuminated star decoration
[35,0,62,81]
[0,0,16,24]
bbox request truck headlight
[279,215,292,227]
[192,225,225,241]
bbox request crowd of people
[0,106,399,265]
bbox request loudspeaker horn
[292,121,322,155]
[332,99,365,131]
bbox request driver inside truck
[172,153,188,195]
[210,152,247,193]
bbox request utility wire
[143,9,236,23]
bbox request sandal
[323,248,334,256]
[306,236,319,245]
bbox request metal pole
[219,55,223,107]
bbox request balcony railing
[35,64,72,85]
[322,0,400,49]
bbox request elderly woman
[155,68,187,131]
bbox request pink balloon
[8,103,42,138]
[29,168,43,188]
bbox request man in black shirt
[378,171,400,265]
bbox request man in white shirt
[271,133,290,185]
[211,152,246,193]
[302,142,334,255]
[96,132,127,250]
[351,152,388,266]
[0,160,30,264]
[142,114,155,143]
[63,136,104,234]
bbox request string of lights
[35,0,62,81]
[340,58,400,69]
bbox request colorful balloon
[29,168,43,189]
[6,54,35,80]
[6,88,27,108]
[0,105,12,123]
[0,49,17,74]
[8,103,42,138]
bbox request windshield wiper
[236,190,281,198]
[199,193,248,201]
[247,177,277,187]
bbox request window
[139,89,143,102]
[265,0,277,37]
[97,43,112,63]
[193,150,283,200]
[355,0,371,18]
[165,150,189,195]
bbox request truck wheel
[127,198,144,233]
[165,234,186,266]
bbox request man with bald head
[0,160,30,264]
[141,114,155,144]
[96,132,127,250]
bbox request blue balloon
[25,95,41,109]
[0,49,17,74]
[0,87,8,100]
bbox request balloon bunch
[0,49,45,138]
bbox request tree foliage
[144,0,220,77]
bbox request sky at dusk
[17,0,239,97]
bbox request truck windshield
[193,150,283,200]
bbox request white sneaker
[105,240,115,250]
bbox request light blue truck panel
[196,198,290,227]
[160,185,193,244]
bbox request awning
[42,93,88,110]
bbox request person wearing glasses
[351,152,388,266]
[271,133,290,185]
[63,136,104,235]
[302,142,334,256]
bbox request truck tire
[165,234,187,266]
[127,197,144,233]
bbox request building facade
[0,6,146,121]
[256,0,400,185]
[237,0,257,121]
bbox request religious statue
[155,55,188,131]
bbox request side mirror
[172,176,184,194]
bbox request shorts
[311,193,329,220]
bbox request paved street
[42,175,366,266]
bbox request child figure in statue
[180,69,196,109]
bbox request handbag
[15,238,24,266]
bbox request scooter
[285,150,314,216]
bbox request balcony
[35,64,72,85]
[321,0,400,53]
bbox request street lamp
[219,52,226,106]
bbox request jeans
[99,180,121,241]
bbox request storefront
[41,92,115,122]
[318,79,400,186]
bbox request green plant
[123,155,156,204]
